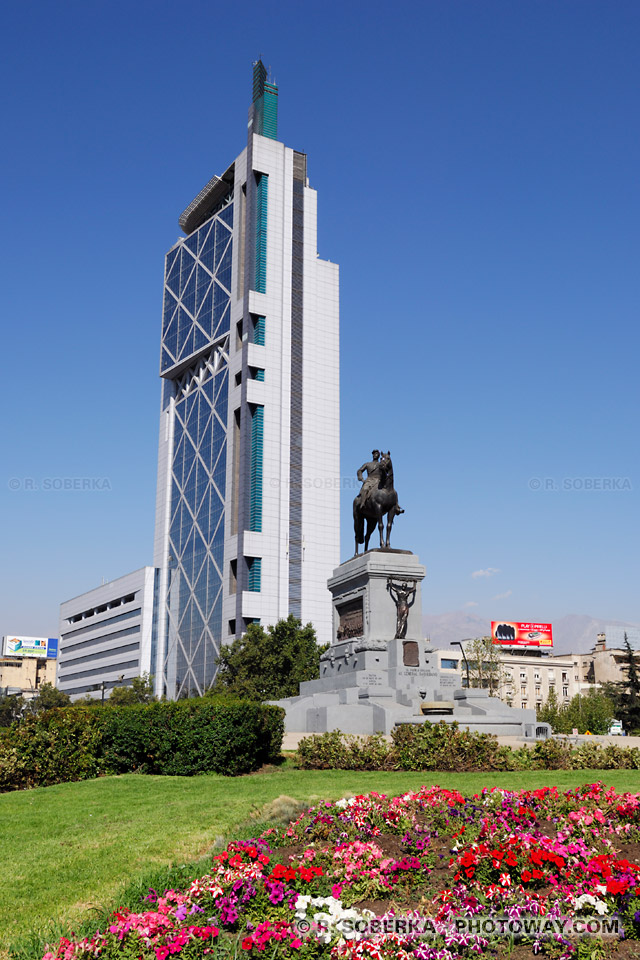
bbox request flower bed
[43,783,640,960]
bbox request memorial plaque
[336,597,363,640]
[402,641,420,667]
[360,673,382,686]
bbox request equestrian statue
[353,449,404,555]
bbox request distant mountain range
[422,612,640,655]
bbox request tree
[463,637,504,696]
[609,634,640,734]
[23,682,70,715]
[108,674,156,706]
[566,689,615,735]
[537,687,565,732]
[213,615,326,701]
[537,688,614,735]
[0,692,25,727]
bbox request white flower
[294,894,312,918]
[573,893,608,915]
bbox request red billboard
[491,622,553,647]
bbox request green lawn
[2,767,638,957]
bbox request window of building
[249,404,264,532]
[229,559,237,595]
[236,320,243,351]
[247,557,261,592]
[521,701,528,709]
[228,619,236,636]
[440,658,459,670]
[250,367,265,381]
[235,371,242,386]
[520,672,527,680]
[563,686,569,697]
[251,315,265,346]
[254,173,268,293]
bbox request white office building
[152,61,340,698]
[58,568,157,700]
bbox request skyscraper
[152,62,340,699]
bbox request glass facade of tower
[160,200,233,697]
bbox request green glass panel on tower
[252,59,278,140]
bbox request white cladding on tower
[152,62,339,698]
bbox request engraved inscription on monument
[336,598,364,640]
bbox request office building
[58,568,157,700]
[152,61,340,698]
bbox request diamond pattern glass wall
[161,203,234,373]
[162,203,233,698]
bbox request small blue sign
[47,638,59,659]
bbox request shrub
[296,731,389,770]
[295,723,516,772]
[0,699,285,792]
[294,723,640,773]
[97,698,285,776]
[0,706,102,791]
[388,722,515,772]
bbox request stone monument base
[274,550,550,739]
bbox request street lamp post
[451,640,471,689]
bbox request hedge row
[0,698,284,792]
[295,722,640,772]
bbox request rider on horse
[356,450,404,515]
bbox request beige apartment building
[498,652,582,709]
[0,655,56,699]
[557,633,640,690]
[441,642,582,710]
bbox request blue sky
[1,0,639,638]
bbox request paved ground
[282,731,640,751]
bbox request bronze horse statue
[353,451,403,555]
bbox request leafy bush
[0,699,285,792]
[296,731,390,770]
[97,698,284,776]
[388,722,516,772]
[0,706,102,791]
[295,723,516,772]
[294,722,640,772]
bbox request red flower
[521,870,532,883]
[242,938,253,951]
[607,879,628,895]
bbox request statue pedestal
[300,550,449,706]
[274,549,549,739]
